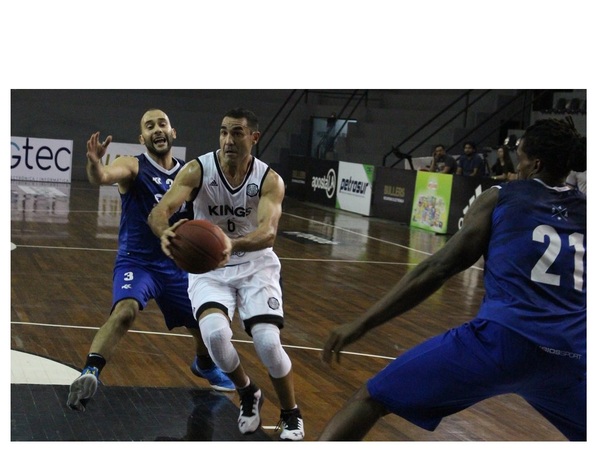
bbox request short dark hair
[464,141,477,150]
[521,116,586,177]
[433,144,445,150]
[224,108,259,131]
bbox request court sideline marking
[11,320,395,361]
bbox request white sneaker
[67,366,99,412]
[237,384,264,434]
[277,407,305,441]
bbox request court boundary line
[11,320,395,361]
[12,244,483,270]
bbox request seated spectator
[490,145,516,181]
[456,141,484,176]
[422,144,457,174]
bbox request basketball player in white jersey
[149,108,304,440]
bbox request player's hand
[217,233,232,268]
[86,131,112,163]
[322,319,366,364]
[160,219,188,258]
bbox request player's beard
[146,135,172,157]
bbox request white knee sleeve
[199,314,240,374]
[251,323,292,379]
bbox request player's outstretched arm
[86,132,136,187]
[323,187,500,364]
[148,160,201,257]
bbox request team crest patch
[267,297,280,310]
[246,183,259,197]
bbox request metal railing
[255,90,368,159]
[383,89,552,168]
[256,89,549,166]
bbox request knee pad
[198,313,239,373]
[251,323,291,378]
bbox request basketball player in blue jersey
[319,117,586,441]
[149,108,304,440]
[67,109,234,412]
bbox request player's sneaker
[190,357,235,392]
[67,366,99,412]
[276,407,305,441]
[237,383,264,434]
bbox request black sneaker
[277,407,305,440]
[237,383,264,434]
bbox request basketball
[169,219,227,274]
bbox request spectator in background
[322,112,338,160]
[566,170,586,195]
[490,145,516,181]
[422,144,457,174]
[565,136,586,194]
[456,141,484,176]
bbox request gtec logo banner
[11,136,73,182]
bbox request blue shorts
[112,255,197,330]
[366,319,586,441]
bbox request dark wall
[11,89,294,181]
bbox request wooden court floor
[10,179,568,441]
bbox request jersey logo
[246,183,259,197]
[551,205,568,221]
[210,179,218,187]
[152,177,162,184]
[208,205,252,217]
[267,297,280,310]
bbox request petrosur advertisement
[336,162,374,216]
[410,171,453,233]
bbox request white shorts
[188,250,284,333]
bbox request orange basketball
[169,219,226,274]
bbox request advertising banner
[11,137,73,183]
[410,171,453,233]
[371,167,416,224]
[306,159,339,207]
[283,157,338,207]
[447,176,497,234]
[286,156,310,200]
[336,162,374,216]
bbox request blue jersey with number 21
[477,179,586,362]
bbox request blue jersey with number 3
[477,179,586,361]
[117,153,192,262]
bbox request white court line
[283,211,435,256]
[13,244,484,271]
[11,320,395,361]
[12,203,485,270]
[15,244,118,252]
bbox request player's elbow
[86,173,102,186]
[262,230,277,248]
